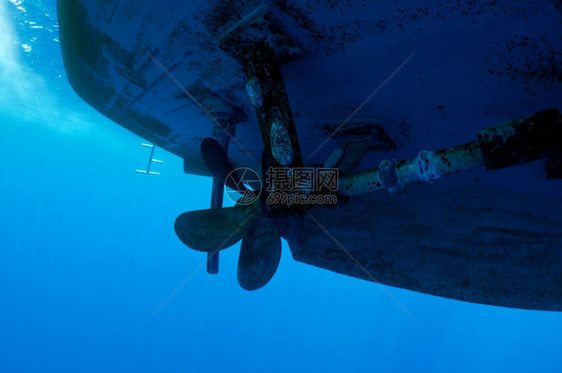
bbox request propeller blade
[237,217,282,291]
[201,137,248,193]
[174,203,259,252]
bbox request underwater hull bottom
[284,181,562,311]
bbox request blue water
[1,1,562,372]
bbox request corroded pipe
[339,109,561,196]
[339,142,484,196]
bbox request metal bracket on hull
[239,41,306,218]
